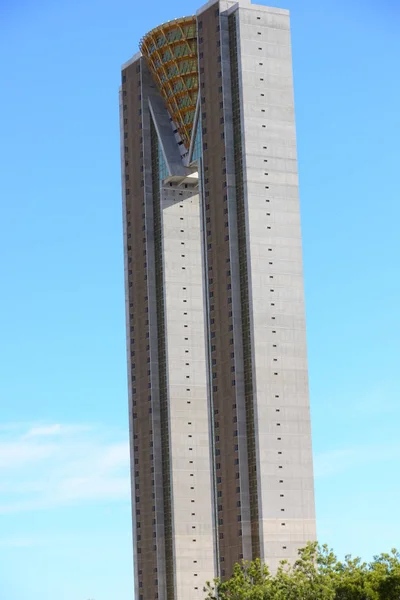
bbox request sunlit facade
[120,1,316,599]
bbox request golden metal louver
[140,16,198,150]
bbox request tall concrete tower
[120,1,316,599]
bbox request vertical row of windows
[124,61,159,600]
[229,11,260,561]
[253,13,291,539]
[150,119,174,600]
[199,8,243,575]
[175,192,203,588]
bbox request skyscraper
[120,1,316,599]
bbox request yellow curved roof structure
[140,16,198,150]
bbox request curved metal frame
[140,16,198,150]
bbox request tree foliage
[204,543,400,600]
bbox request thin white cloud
[348,383,400,416]
[0,441,55,469]
[24,423,94,438]
[317,381,400,420]
[0,423,130,513]
[0,536,42,548]
[314,443,400,478]
[26,424,62,436]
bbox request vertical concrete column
[161,184,215,599]
[236,4,316,571]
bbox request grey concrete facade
[121,1,316,599]
[233,3,316,571]
[162,184,216,598]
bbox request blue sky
[0,0,399,598]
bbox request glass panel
[158,144,169,181]
[191,119,202,163]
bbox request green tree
[204,558,272,600]
[368,550,400,600]
[204,543,400,600]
